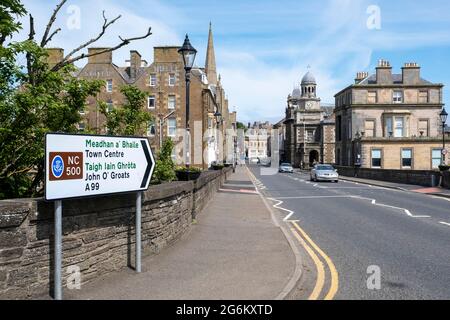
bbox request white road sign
[45,133,155,201]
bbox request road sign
[45,133,155,201]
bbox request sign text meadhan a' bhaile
[45,134,155,201]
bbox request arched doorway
[309,150,319,167]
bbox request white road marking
[267,198,299,222]
[439,222,450,227]
[276,196,354,200]
[351,196,431,218]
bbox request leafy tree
[0,0,26,46]
[0,0,153,199]
[100,85,153,136]
[152,138,176,184]
[0,42,104,198]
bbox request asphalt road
[249,165,450,300]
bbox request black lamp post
[178,34,197,167]
[440,108,448,165]
[214,110,222,164]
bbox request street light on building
[440,108,448,165]
[178,34,197,167]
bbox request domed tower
[301,71,317,98]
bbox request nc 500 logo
[49,152,84,181]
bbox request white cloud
[14,0,182,65]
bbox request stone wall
[335,166,441,187]
[0,168,232,300]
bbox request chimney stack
[402,62,421,85]
[128,50,142,81]
[88,48,112,64]
[46,48,64,68]
[376,59,392,84]
[355,72,369,84]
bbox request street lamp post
[214,110,222,164]
[440,108,448,165]
[178,34,197,168]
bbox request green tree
[100,85,153,136]
[152,138,176,184]
[0,0,153,199]
[0,42,104,198]
[0,0,26,46]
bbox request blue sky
[14,0,450,123]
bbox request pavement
[298,169,450,199]
[67,166,298,300]
[250,165,450,299]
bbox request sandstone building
[283,71,335,168]
[334,60,446,170]
[48,24,236,170]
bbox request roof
[301,71,316,85]
[358,73,433,85]
[292,88,301,98]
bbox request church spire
[205,22,217,86]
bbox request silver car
[310,164,339,182]
[279,163,294,173]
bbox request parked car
[310,164,339,182]
[279,163,294,173]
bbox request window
[307,130,314,142]
[402,149,412,168]
[106,80,113,93]
[393,90,403,103]
[168,118,176,137]
[150,74,157,87]
[367,91,377,104]
[419,90,429,103]
[371,149,382,168]
[385,116,405,137]
[394,117,404,137]
[147,122,156,137]
[78,122,85,132]
[148,96,156,109]
[168,74,176,86]
[432,149,442,169]
[106,101,114,113]
[168,95,176,109]
[418,120,429,137]
[365,120,375,137]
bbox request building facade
[245,122,272,162]
[334,60,446,170]
[284,71,335,168]
[48,25,236,170]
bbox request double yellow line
[291,221,339,300]
[245,165,339,300]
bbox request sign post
[45,133,155,299]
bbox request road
[248,165,450,300]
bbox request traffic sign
[45,133,155,201]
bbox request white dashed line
[439,222,450,227]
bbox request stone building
[284,71,335,168]
[334,60,446,170]
[245,122,272,162]
[47,24,236,170]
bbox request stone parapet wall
[334,166,441,187]
[0,168,232,299]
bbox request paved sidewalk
[67,166,296,300]
[338,175,450,199]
